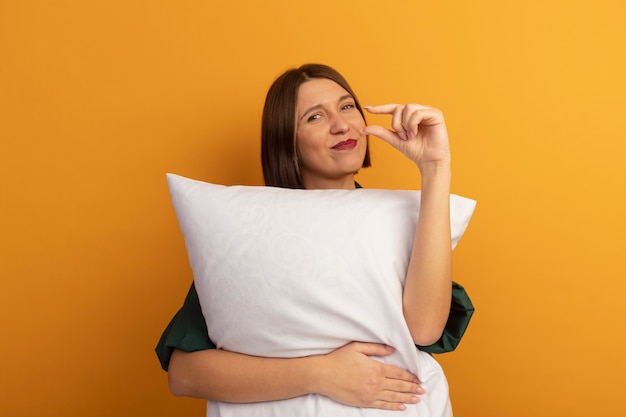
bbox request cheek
[295,133,317,163]
[295,132,307,155]
[296,128,323,153]
[349,114,366,130]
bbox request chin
[343,160,365,175]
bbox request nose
[329,112,350,134]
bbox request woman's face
[295,78,367,189]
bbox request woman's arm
[169,342,424,411]
[363,104,453,345]
[402,162,452,345]
[159,283,424,409]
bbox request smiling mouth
[331,139,357,150]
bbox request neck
[302,175,356,190]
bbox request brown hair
[261,63,371,188]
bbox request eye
[341,102,356,111]
[307,113,322,122]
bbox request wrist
[418,160,451,181]
[300,354,327,396]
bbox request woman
[157,63,459,414]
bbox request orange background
[1,1,625,416]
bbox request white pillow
[167,173,475,416]
[167,172,476,357]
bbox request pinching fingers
[365,104,410,140]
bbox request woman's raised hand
[361,104,451,170]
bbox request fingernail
[385,345,395,352]
[410,396,420,404]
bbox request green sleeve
[155,280,473,370]
[417,281,475,354]
[155,282,216,371]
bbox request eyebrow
[299,94,355,121]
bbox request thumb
[348,341,396,357]
[361,125,402,146]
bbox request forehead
[296,78,351,107]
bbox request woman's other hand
[361,104,451,170]
[313,342,424,411]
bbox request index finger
[363,104,400,115]
[381,362,421,384]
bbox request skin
[168,77,453,411]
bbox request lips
[331,139,357,151]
